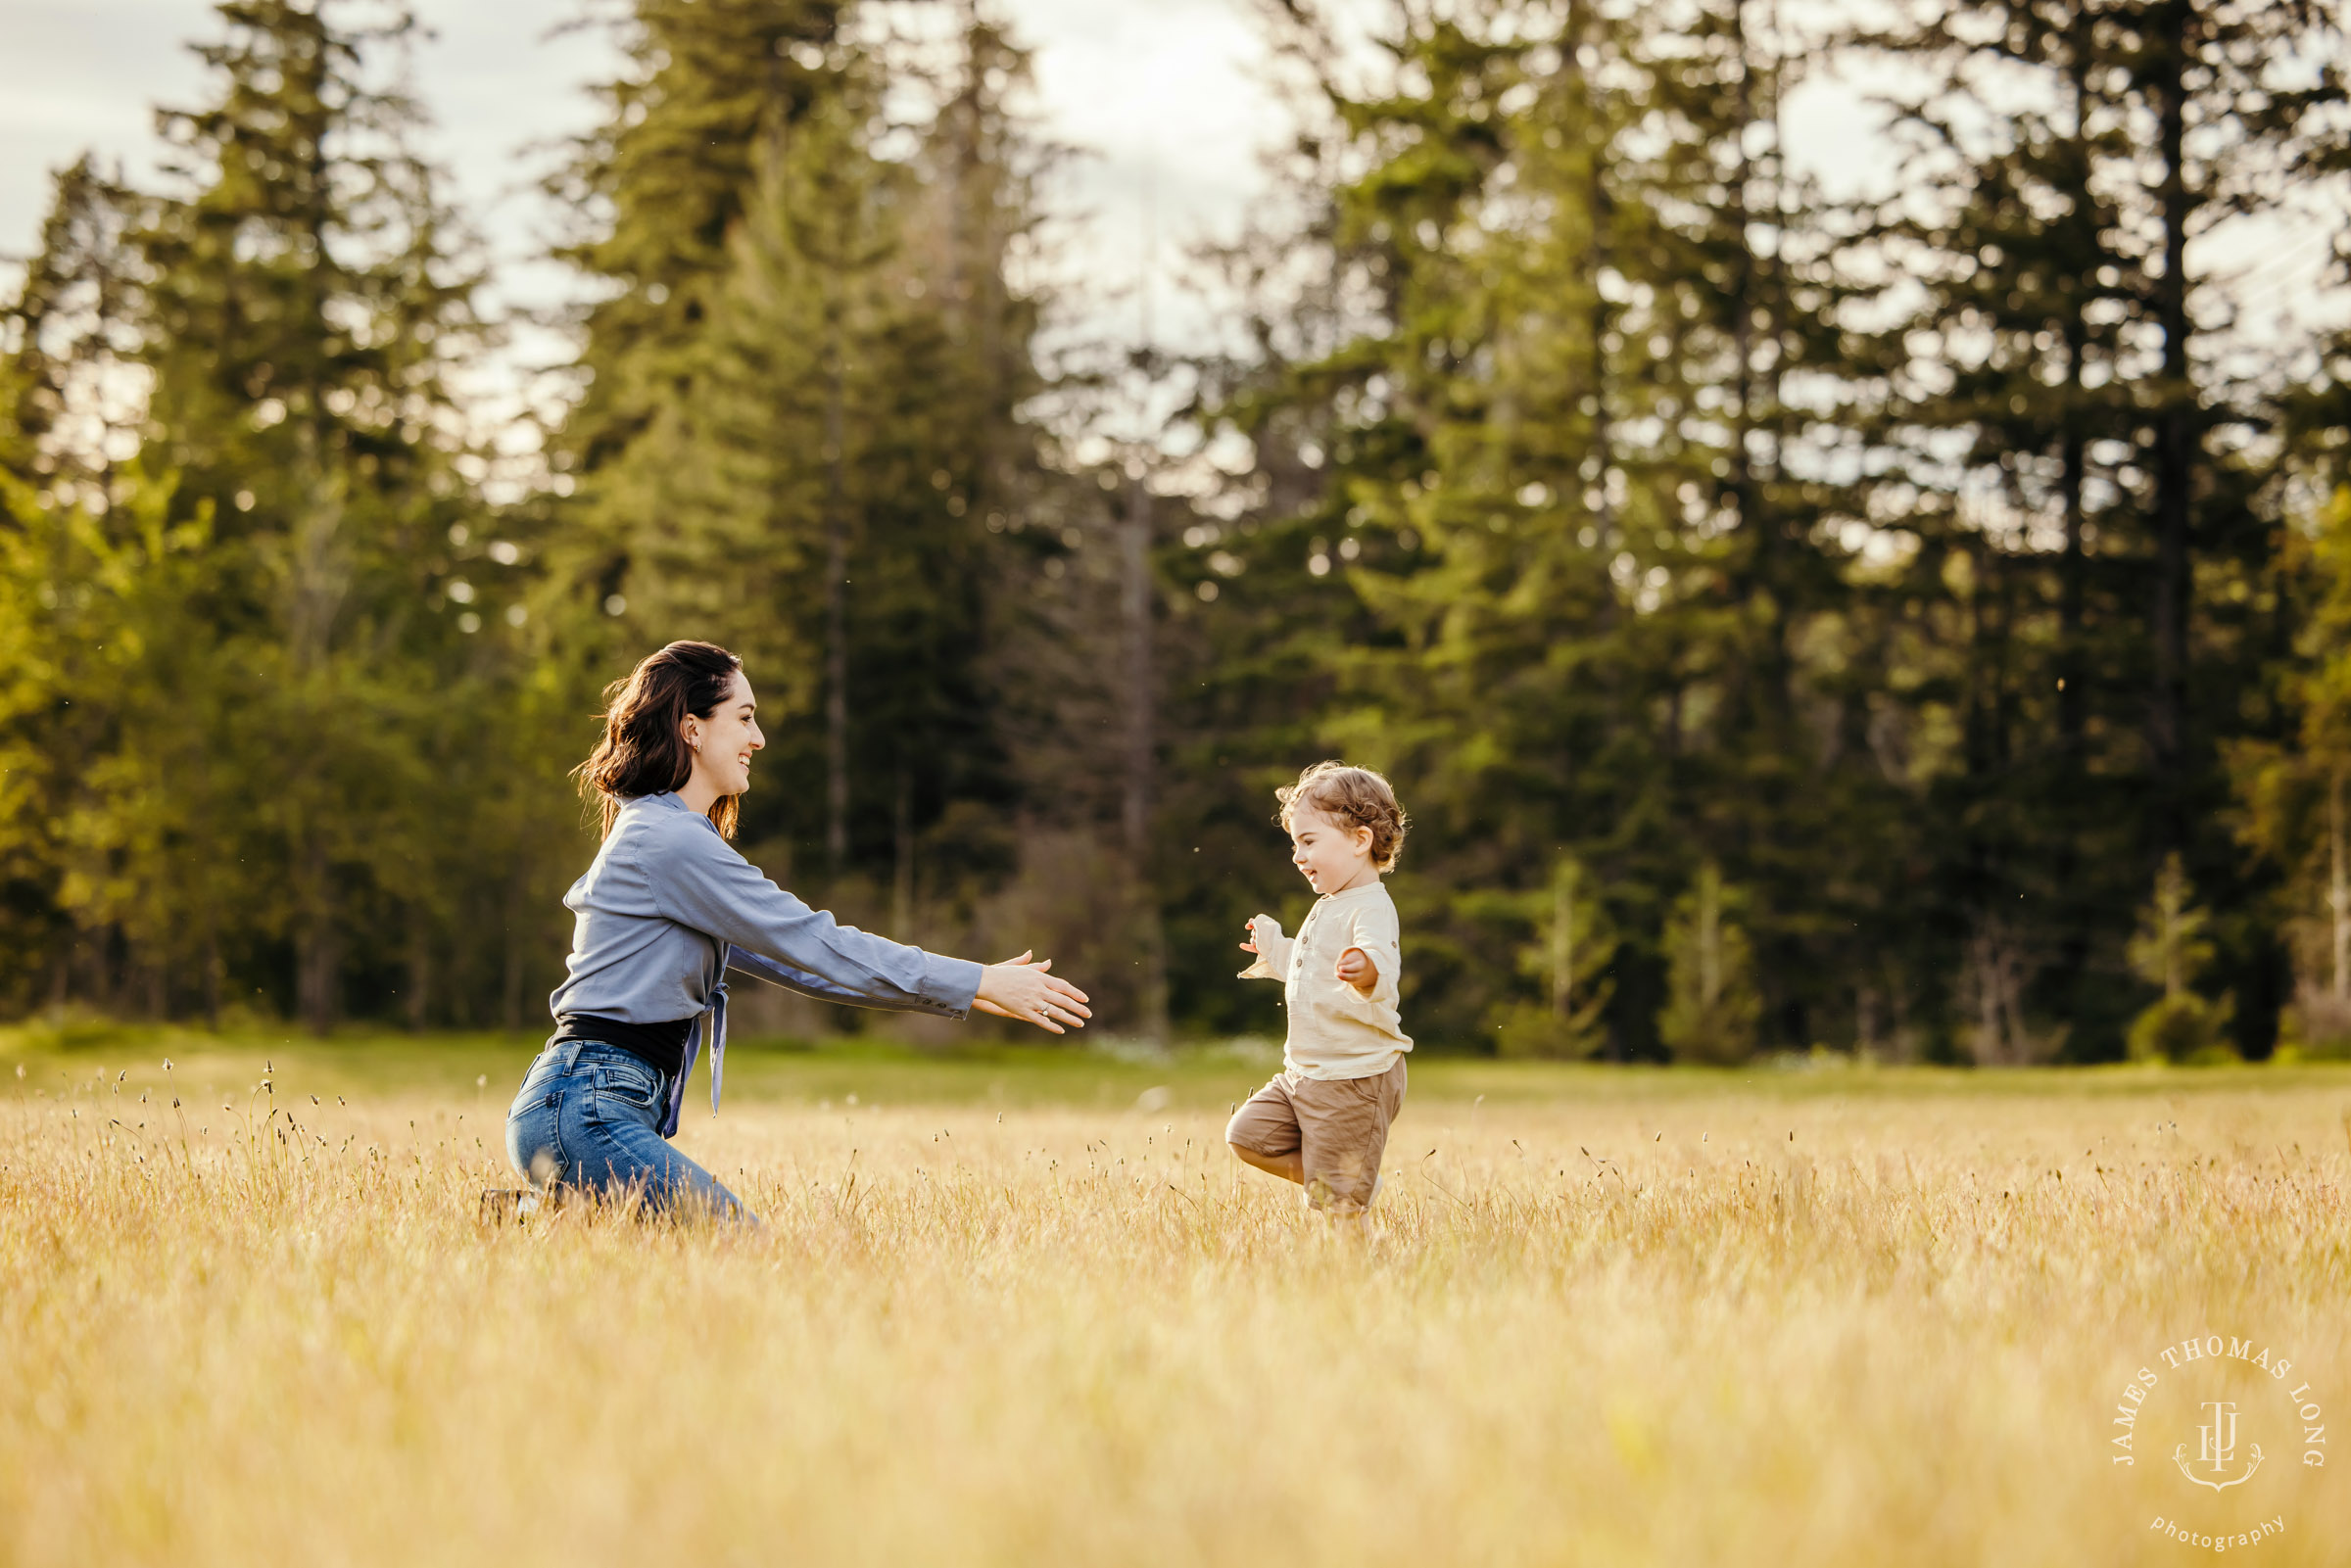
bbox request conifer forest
[6,0,2351,1067]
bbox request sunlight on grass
[5,1050,2350,1564]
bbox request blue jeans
[504,1039,749,1219]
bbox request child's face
[1287,804,1376,894]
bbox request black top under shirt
[551,1014,694,1084]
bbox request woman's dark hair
[575,641,745,839]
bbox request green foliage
[2275,997,2351,1062]
[548,0,1056,935]
[1488,857,1616,1060]
[6,0,2351,1063]
[2231,491,2351,1051]
[0,1,572,1030]
[2128,994,2239,1067]
[1656,865,1760,1067]
[1184,0,2347,1063]
[2124,855,2236,1063]
[2127,855,2216,1001]
[0,0,1074,1034]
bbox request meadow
[4,1024,2349,1566]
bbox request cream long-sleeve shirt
[1237,879,1412,1080]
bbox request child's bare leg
[1229,1142,1304,1184]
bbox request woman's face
[684,672,764,796]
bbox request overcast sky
[1,0,2335,459]
[0,1,1298,356]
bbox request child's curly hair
[1275,761,1410,873]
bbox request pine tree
[1192,0,1889,1055]
[2234,493,2351,1055]
[1492,856,1617,1059]
[0,158,140,495]
[1657,862,1760,1064]
[122,0,490,1030]
[544,0,840,627]
[2125,853,2233,1062]
[545,0,1062,1006]
[1847,0,2346,1057]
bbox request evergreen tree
[2125,852,2233,1062]
[2233,493,2351,1054]
[1490,856,1617,1059]
[1657,862,1760,1064]
[544,0,1064,1006]
[1846,0,2347,1057]
[0,1,522,1029]
[132,0,494,1031]
[0,157,140,494]
[1193,0,1892,1055]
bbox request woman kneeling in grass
[505,640,1089,1219]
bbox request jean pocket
[593,1059,661,1111]
[507,1050,559,1118]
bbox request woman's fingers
[973,953,1090,1032]
[1032,984,1089,1021]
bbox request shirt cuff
[920,954,984,1020]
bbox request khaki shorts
[1225,1057,1407,1212]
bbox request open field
[5,1030,2351,1566]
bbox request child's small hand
[1335,945,1378,995]
[1239,913,1276,954]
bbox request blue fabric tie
[659,941,731,1140]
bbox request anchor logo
[2173,1401,2264,1492]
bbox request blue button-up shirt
[549,791,983,1135]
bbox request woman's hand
[974,951,1093,1034]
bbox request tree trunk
[2058,23,2093,755]
[1570,0,1614,540]
[407,912,432,1031]
[892,768,915,942]
[1552,871,1574,1019]
[2058,331,2087,749]
[201,918,222,1028]
[824,302,851,874]
[1728,0,1756,559]
[1121,469,1168,1042]
[295,849,336,1036]
[2148,1,2196,854]
[501,883,526,1032]
[1698,869,1721,1012]
[2330,771,2347,1002]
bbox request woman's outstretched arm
[653,817,1089,1029]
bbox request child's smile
[1288,805,1378,896]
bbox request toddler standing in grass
[1226,761,1413,1219]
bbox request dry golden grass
[4,1057,2350,1566]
